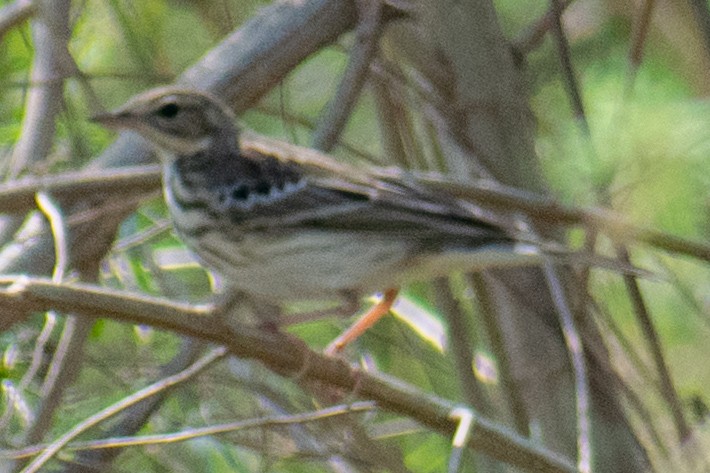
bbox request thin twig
[0,165,161,214]
[312,0,385,151]
[466,273,530,437]
[370,67,416,168]
[431,278,492,415]
[19,347,227,473]
[35,192,68,282]
[628,0,656,73]
[21,193,93,452]
[590,301,672,457]
[0,275,577,473]
[512,0,573,55]
[6,401,375,460]
[252,103,382,164]
[22,316,93,448]
[616,245,691,442]
[7,0,71,179]
[549,0,588,131]
[623,0,656,100]
[541,263,590,473]
[687,0,710,59]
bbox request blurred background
[0,0,709,472]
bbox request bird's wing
[219,148,508,246]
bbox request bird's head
[92,87,238,157]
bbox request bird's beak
[90,110,134,130]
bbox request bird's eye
[156,102,180,118]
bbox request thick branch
[0,276,576,473]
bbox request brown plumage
[93,87,512,308]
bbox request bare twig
[0,165,161,214]
[541,263,590,473]
[35,193,68,282]
[415,174,710,262]
[628,0,657,72]
[7,0,71,179]
[549,0,588,131]
[18,347,227,473]
[253,103,382,163]
[616,246,691,442]
[0,0,35,42]
[20,316,93,449]
[20,194,92,455]
[6,401,375,460]
[513,0,573,55]
[431,278,492,415]
[624,0,656,98]
[0,276,577,473]
[0,0,71,260]
[433,278,504,473]
[312,0,385,151]
[466,273,530,437]
[687,0,710,59]
[370,58,435,170]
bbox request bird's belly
[185,230,412,302]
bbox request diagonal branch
[17,347,227,473]
[312,0,386,151]
[0,275,576,473]
[0,0,35,41]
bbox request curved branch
[0,275,576,473]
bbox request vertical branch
[541,263,590,473]
[549,0,588,132]
[467,273,530,438]
[312,0,384,152]
[371,60,439,170]
[628,0,656,73]
[18,194,90,463]
[625,0,657,97]
[431,278,491,415]
[616,246,691,442]
[1,0,72,253]
[430,278,505,473]
[370,67,416,168]
[8,0,72,179]
[513,0,573,55]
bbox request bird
[91,87,515,352]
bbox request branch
[17,347,227,473]
[0,276,577,473]
[412,173,710,262]
[0,166,161,214]
[7,0,71,179]
[312,0,385,151]
[7,401,376,461]
[0,0,35,42]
